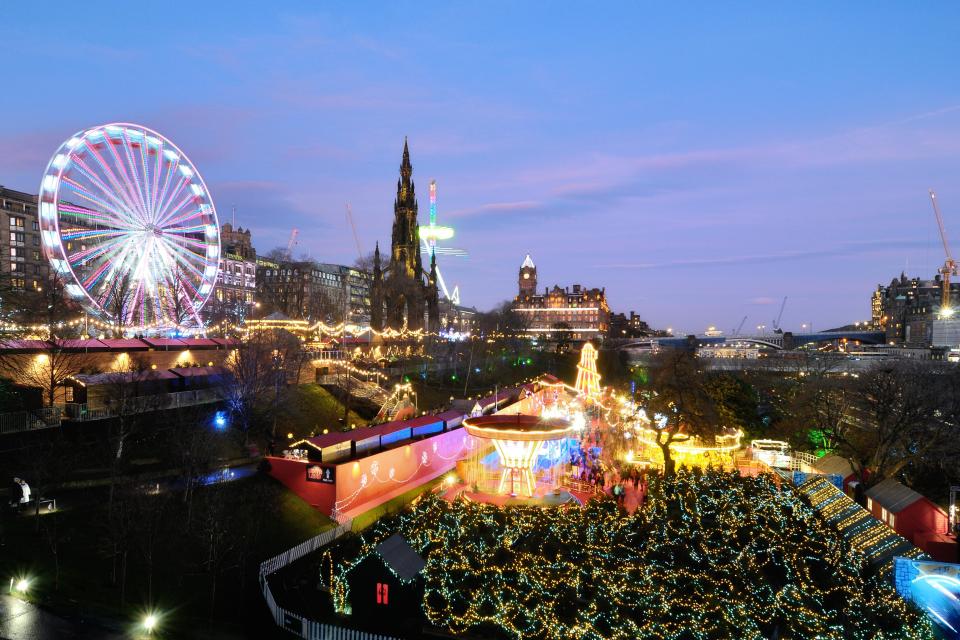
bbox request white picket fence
[259,520,402,640]
[260,521,352,576]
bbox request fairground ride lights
[632,427,744,454]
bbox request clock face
[523,273,530,279]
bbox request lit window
[866,498,873,510]
[376,582,389,605]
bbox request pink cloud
[446,200,541,218]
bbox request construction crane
[733,315,747,336]
[284,228,299,259]
[772,297,787,332]
[345,204,363,260]
[929,189,957,316]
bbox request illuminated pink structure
[463,415,573,497]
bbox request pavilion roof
[865,478,925,514]
[376,534,425,581]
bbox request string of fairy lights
[798,475,927,578]
[321,471,933,639]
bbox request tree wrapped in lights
[323,470,931,640]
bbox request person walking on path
[8,478,23,510]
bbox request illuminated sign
[306,464,335,484]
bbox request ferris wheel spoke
[81,146,147,227]
[84,142,147,224]
[56,200,136,232]
[80,260,114,290]
[156,190,199,230]
[159,237,206,280]
[125,131,157,223]
[153,175,192,229]
[148,142,164,221]
[68,230,134,265]
[163,238,209,257]
[154,242,204,322]
[108,131,151,224]
[65,159,140,225]
[161,205,209,231]
[152,156,180,224]
[130,133,154,220]
[162,224,208,235]
[102,140,149,227]
[154,157,190,226]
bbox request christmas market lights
[322,471,933,640]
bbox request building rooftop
[521,254,535,269]
[814,455,854,479]
[865,478,925,513]
[376,534,425,581]
[0,186,37,202]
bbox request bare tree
[3,344,93,406]
[192,484,240,624]
[169,263,193,329]
[105,272,134,338]
[167,405,218,526]
[0,272,91,406]
[354,250,376,273]
[222,329,277,441]
[838,363,952,487]
[130,484,171,606]
[641,348,722,475]
[100,354,162,517]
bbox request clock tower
[518,254,537,298]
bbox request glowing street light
[11,577,30,593]
[142,612,159,633]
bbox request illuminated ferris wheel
[39,123,221,330]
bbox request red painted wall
[898,499,949,541]
[267,456,337,513]
[870,498,949,543]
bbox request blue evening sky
[2,3,960,332]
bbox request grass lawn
[277,383,370,441]
[350,476,445,532]
[0,472,334,639]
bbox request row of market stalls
[814,455,955,562]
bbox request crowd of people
[568,446,649,513]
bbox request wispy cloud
[446,200,541,218]
[595,239,931,270]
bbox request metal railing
[317,374,390,404]
[0,407,62,435]
[64,388,223,421]
[259,520,400,640]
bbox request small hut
[347,534,425,624]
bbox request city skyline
[3,4,960,332]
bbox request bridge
[612,330,887,351]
